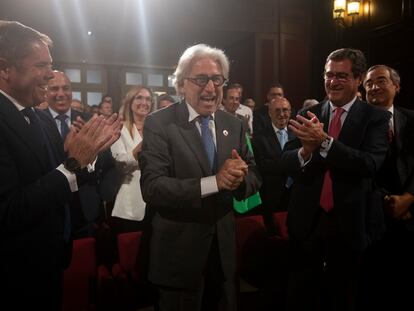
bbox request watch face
[321,139,329,148]
[65,157,81,172]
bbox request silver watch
[321,137,331,149]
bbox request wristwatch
[64,157,82,174]
[320,136,332,150]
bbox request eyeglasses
[135,95,152,102]
[273,108,291,114]
[323,72,352,82]
[363,77,390,89]
[185,75,228,87]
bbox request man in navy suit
[0,20,121,309]
[282,48,389,310]
[44,70,112,236]
[363,64,414,310]
[139,44,261,311]
[253,96,294,234]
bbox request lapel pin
[223,130,228,136]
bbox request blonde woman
[110,86,153,232]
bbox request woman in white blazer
[110,86,153,232]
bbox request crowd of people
[1,20,413,311]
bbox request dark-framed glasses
[323,72,351,82]
[185,75,228,87]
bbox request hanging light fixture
[347,0,360,16]
[333,0,346,19]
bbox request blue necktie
[278,129,287,149]
[277,129,293,188]
[56,114,69,141]
[200,116,216,170]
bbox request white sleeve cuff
[319,137,334,158]
[201,176,219,198]
[87,157,97,173]
[298,148,312,167]
[56,164,78,192]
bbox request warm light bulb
[334,0,346,12]
[347,1,360,16]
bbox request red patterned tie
[320,107,345,212]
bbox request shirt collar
[329,96,356,114]
[186,101,215,123]
[271,123,287,134]
[0,89,27,112]
[387,105,394,116]
[49,107,71,119]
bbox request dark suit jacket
[377,106,414,227]
[253,124,295,212]
[282,99,389,251]
[252,104,270,137]
[0,93,72,303]
[44,108,105,225]
[392,107,414,196]
[139,101,261,288]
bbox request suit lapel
[176,102,211,175]
[393,108,405,152]
[0,94,49,172]
[215,111,234,168]
[319,100,331,133]
[266,125,282,154]
[338,100,364,146]
[37,109,65,163]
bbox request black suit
[139,101,261,311]
[252,104,270,137]
[364,106,414,311]
[0,93,73,308]
[44,108,105,235]
[282,99,389,311]
[253,124,295,234]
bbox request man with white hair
[139,43,261,311]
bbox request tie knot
[334,107,345,118]
[56,114,68,122]
[200,116,211,127]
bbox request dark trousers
[287,209,363,311]
[361,219,414,311]
[156,236,236,311]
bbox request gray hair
[173,44,230,95]
[0,20,52,68]
[366,64,401,86]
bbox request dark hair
[268,82,284,90]
[326,48,367,78]
[101,94,112,102]
[158,94,175,103]
[0,20,52,67]
[227,83,243,91]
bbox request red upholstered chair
[272,211,289,240]
[236,214,289,310]
[115,231,142,281]
[62,237,97,311]
[235,215,268,286]
[107,231,155,309]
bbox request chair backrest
[235,215,267,263]
[62,237,97,311]
[272,211,289,240]
[117,231,142,278]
